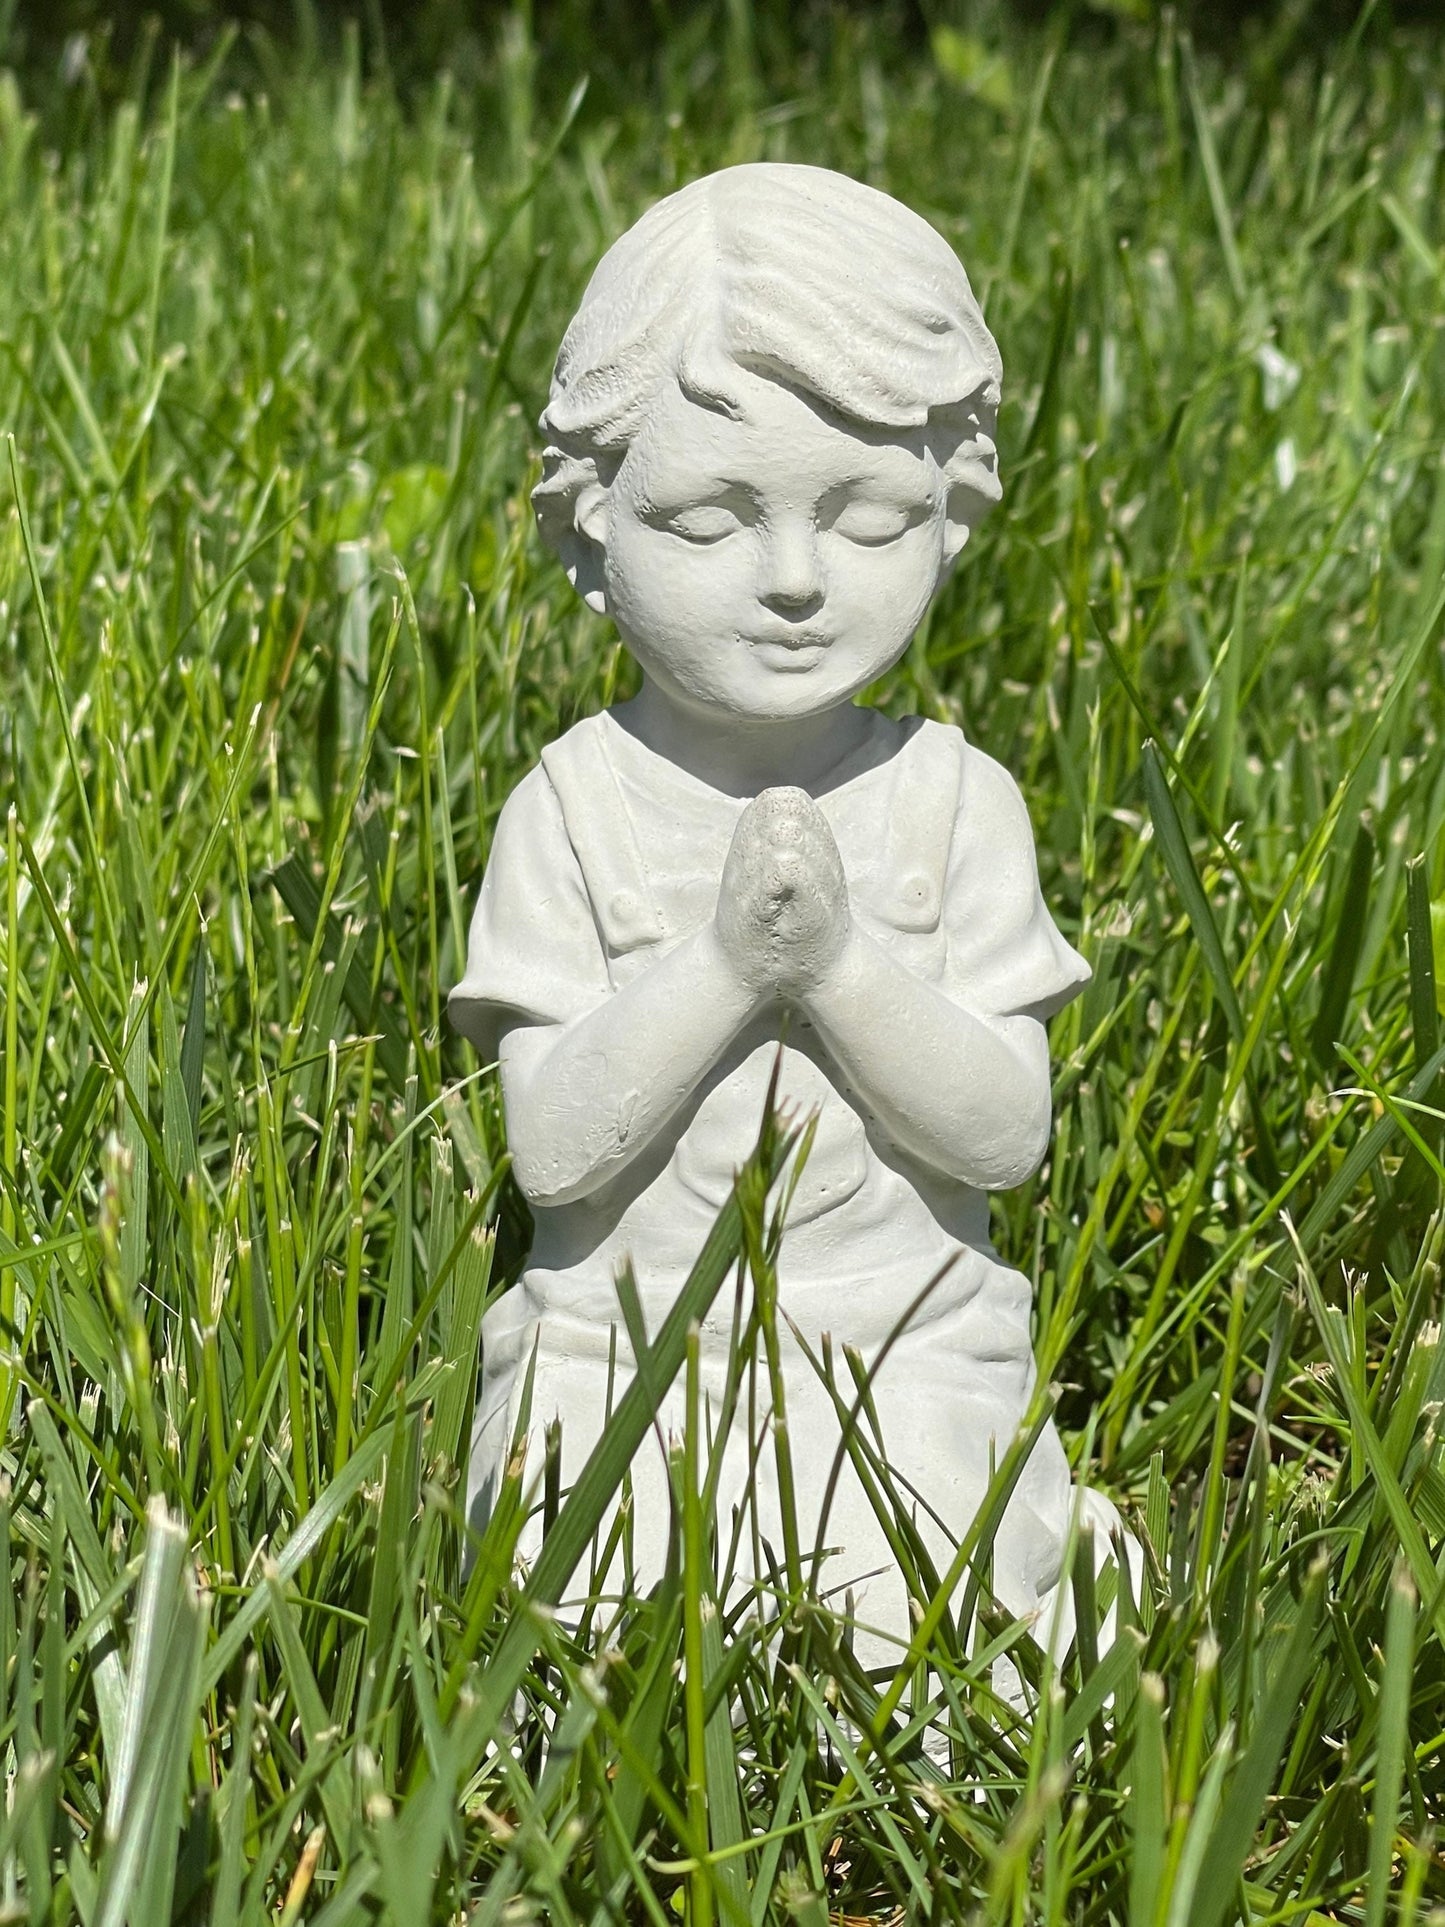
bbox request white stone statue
[451,162,1134,1658]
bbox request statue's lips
[747,631,830,669]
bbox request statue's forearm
[499,927,759,1206]
[804,926,1053,1189]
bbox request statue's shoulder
[547,709,615,753]
[489,759,564,858]
[955,737,1035,845]
[495,712,614,832]
[877,713,970,833]
[878,723,1046,874]
[534,710,665,953]
[874,711,964,785]
[534,708,625,796]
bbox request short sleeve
[448,764,611,1062]
[941,746,1091,1021]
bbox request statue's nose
[760,523,823,613]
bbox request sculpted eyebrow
[863,452,930,486]
[828,464,933,502]
[641,476,757,513]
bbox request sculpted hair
[532,163,1004,590]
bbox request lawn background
[2,1,1445,1920]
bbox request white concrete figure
[451,162,1134,1657]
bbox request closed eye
[660,503,745,544]
[825,497,931,547]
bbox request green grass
[1,2,1445,1919]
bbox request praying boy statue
[451,162,1132,1654]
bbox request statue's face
[591,365,951,723]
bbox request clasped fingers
[714,786,851,997]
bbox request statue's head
[533,163,1002,724]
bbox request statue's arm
[800,748,1084,1189]
[499,927,758,1207]
[802,933,1053,1190]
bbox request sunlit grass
[1,4,1444,1919]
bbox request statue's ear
[570,482,610,614]
[932,390,1002,573]
[941,501,974,570]
[940,435,1002,571]
[532,451,612,615]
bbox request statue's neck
[617,679,875,800]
